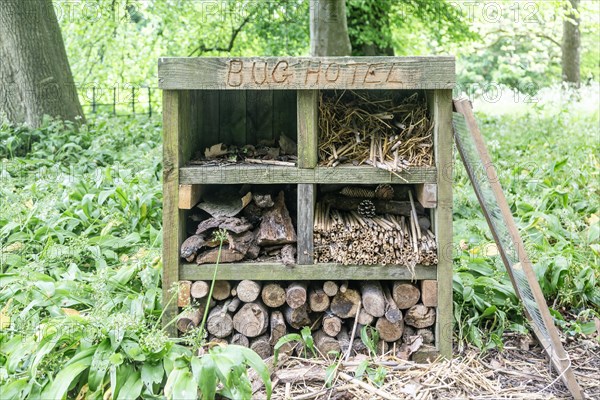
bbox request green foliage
[359,325,380,358]
[453,87,600,349]
[273,326,316,365]
[0,116,270,399]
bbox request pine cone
[358,200,377,218]
[340,186,375,198]
[375,184,394,200]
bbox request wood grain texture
[220,90,246,145]
[158,57,456,90]
[415,183,437,208]
[297,184,315,264]
[432,89,453,359]
[297,90,318,168]
[273,90,297,141]
[178,184,204,209]
[246,90,273,144]
[197,91,219,152]
[179,165,437,184]
[179,263,437,281]
[162,90,190,337]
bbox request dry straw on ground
[253,336,599,400]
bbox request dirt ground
[254,334,600,400]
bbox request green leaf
[273,333,301,365]
[192,356,216,400]
[229,345,272,400]
[89,339,113,391]
[41,349,94,400]
[1,378,28,400]
[173,370,198,400]
[354,360,369,380]
[116,370,143,400]
[141,360,164,392]
[121,339,146,361]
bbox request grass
[0,87,598,397]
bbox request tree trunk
[562,0,580,86]
[310,0,352,56]
[0,0,84,127]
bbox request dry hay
[252,335,599,400]
[318,91,433,173]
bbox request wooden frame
[161,57,454,358]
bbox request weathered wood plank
[158,57,456,90]
[246,90,273,144]
[416,183,437,208]
[179,263,437,281]
[220,90,246,145]
[297,184,315,264]
[178,184,204,209]
[199,91,219,152]
[432,89,453,359]
[272,90,297,143]
[179,165,437,184]
[297,90,318,168]
[163,90,191,337]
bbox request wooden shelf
[179,164,437,185]
[179,262,437,281]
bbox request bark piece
[392,282,421,310]
[180,235,206,260]
[382,284,402,323]
[212,281,232,301]
[330,288,361,318]
[357,307,374,326]
[253,194,274,208]
[322,313,343,337]
[250,335,273,359]
[261,283,287,308]
[323,281,339,297]
[196,217,253,235]
[227,297,242,313]
[206,306,234,338]
[190,281,210,299]
[284,304,311,329]
[375,317,404,342]
[309,287,330,312]
[231,333,250,347]
[321,194,423,217]
[177,280,192,307]
[227,230,256,256]
[420,280,438,307]
[281,244,296,265]
[176,307,202,333]
[275,367,327,383]
[417,328,435,344]
[286,282,307,309]
[236,280,262,303]
[314,330,341,357]
[198,191,252,218]
[233,302,269,337]
[360,281,385,318]
[269,311,287,345]
[404,305,436,328]
[196,248,244,264]
[256,191,297,246]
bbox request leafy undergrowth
[453,90,600,349]
[0,89,598,398]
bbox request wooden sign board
[158,57,455,90]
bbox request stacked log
[177,279,437,359]
[314,201,437,266]
[180,190,297,265]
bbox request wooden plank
[199,91,219,152]
[162,90,191,337]
[273,90,297,142]
[246,90,273,144]
[297,90,318,168]
[179,263,437,281]
[178,184,204,209]
[220,90,246,145]
[415,183,437,208]
[432,89,453,359]
[158,57,456,90]
[453,99,584,398]
[179,165,437,184]
[297,184,315,264]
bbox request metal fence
[80,86,160,117]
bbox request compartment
[180,184,298,265]
[314,184,437,266]
[176,279,438,360]
[188,90,298,166]
[317,90,433,170]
